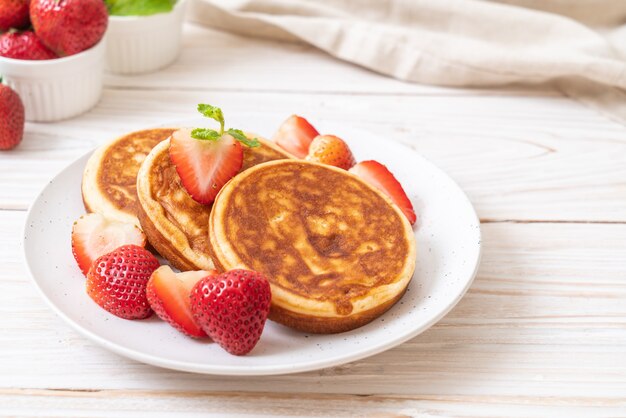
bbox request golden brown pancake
[136,136,292,272]
[82,128,175,225]
[209,160,416,334]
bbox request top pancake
[82,128,175,225]
[136,135,292,271]
[209,160,416,333]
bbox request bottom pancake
[82,128,176,225]
[136,136,292,271]
[209,160,417,334]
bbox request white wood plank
[1,389,623,418]
[2,90,626,222]
[103,24,560,97]
[2,211,625,407]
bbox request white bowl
[0,40,106,122]
[106,0,188,75]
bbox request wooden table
[2,24,626,417]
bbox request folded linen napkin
[188,0,626,122]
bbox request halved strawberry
[71,213,146,276]
[349,160,417,225]
[272,115,319,158]
[169,127,243,205]
[305,134,356,170]
[147,265,218,338]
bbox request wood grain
[2,211,625,410]
[2,89,626,223]
[2,21,626,417]
[2,389,624,418]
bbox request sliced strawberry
[147,266,218,338]
[87,244,160,320]
[305,134,356,170]
[350,160,417,225]
[272,115,319,158]
[169,128,243,205]
[71,213,146,276]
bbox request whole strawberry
[0,31,57,60]
[0,83,25,150]
[86,244,160,320]
[306,134,356,170]
[0,0,30,32]
[30,0,108,57]
[191,270,272,356]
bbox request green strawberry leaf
[106,0,175,16]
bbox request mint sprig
[105,0,175,16]
[191,104,260,148]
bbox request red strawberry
[169,127,243,205]
[190,270,271,356]
[30,0,108,57]
[86,244,160,320]
[0,0,30,32]
[0,83,24,150]
[71,213,146,276]
[272,115,319,158]
[0,31,57,60]
[350,160,417,225]
[305,134,356,170]
[147,266,218,338]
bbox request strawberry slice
[305,134,356,170]
[349,160,417,225]
[147,265,218,338]
[272,115,319,158]
[169,127,243,205]
[71,213,146,276]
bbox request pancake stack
[82,127,416,334]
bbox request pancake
[82,128,175,225]
[136,135,292,272]
[209,160,416,334]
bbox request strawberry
[170,104,262,205]
[71,213,146,276]
[147,266,218,338]
[350,160,417,225]
[305,134,356,170]
[169,128,243,205]
[30,0,108,57]
[190,270,272,356]
[272,115,319,158]
[86,244,160,320]
[0,83,24,150]
[0,0,30,32]
[0,31,57,60]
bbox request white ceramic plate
[23,121,481,376]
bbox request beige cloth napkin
[188,0,626,123]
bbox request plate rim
[22,139,482,376]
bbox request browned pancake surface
[98,128,176,217]
[146,141,289,261]
[221,161,409,315]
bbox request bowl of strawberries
[105,0,188,74]
[0,0,108,122]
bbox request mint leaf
[197,104,225,134]
[228,129,260,148]
[106,0,175,16]
[191,128,221,141]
